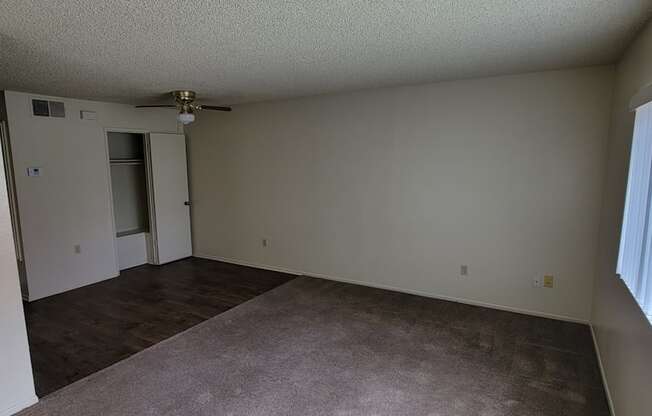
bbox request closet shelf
[116,228,148,238]
[110,158,144,165]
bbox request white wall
[592,21,652,416]
[0,104,37,413]
[187,66,614,322]
[4,91,178,300]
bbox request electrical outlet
[533,275,543,288]
[74,244,81,254]
[262,238,268,248]
[460,265,468,276]
[543,275,554,288]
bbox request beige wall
[4,91,178,300]
[0,99,36,413]
[188,66,614,322]
[592,21,652,416]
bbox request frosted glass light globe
[177,112,195,125]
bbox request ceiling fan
[135,90,231,125]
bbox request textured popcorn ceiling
[0,1,651,105]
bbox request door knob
[184,201,192,206]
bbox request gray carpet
[18,277,609,416]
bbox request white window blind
[617,101,652,322]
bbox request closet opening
[107,131,152,270]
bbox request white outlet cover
[27,167,41,177]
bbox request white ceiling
[1,1,651,105]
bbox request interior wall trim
[193,253,590,324]
[590,325,617,416]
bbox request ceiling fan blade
[196,105,232,112]
[134,105,176,108]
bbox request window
[618,101,652,322]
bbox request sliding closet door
[148,133,192,264]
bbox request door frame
[0,119,29,299]
[143,133,160,265]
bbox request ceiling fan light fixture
[136,90,231,123]
[177,110,195,125]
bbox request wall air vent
[32,99,49,116]
[49,101,65,117]
[31,99,65,118]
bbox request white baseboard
[193,253,589,324]
[590,325,616,416]
[0,394,37,416]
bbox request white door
[148,133,192,264]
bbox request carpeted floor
[18,277,609,416]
